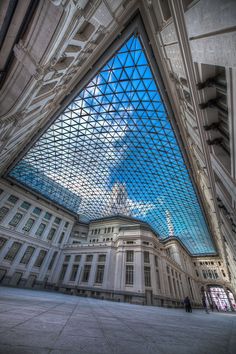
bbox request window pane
[86,255,93,262]
[54,217,61,225]
[95,265,105,283]
[0,206,9,222]
[58,232,65,244]
[23,218,35,232]
[44,212,52,220]
[126,251,134,262]
[144,251,150,263]
[75,255,81,262]
[9,212,23,227]
[0,237,7,250]
[20,246,35,265]
[59,264,68,281]
[47,228,56,241]
[98,254,106,262]
[70,264,79,281]
[48,251,58,270]
[65,255,71,262]
[33,207,42,215]
[20,201,31,210]
[126,265,134,285]
[144,266,151,287]
[34,250,47,267]
[4,242,22,262]
[7,195,19,204]
[82,264,91,282]
[36,223,46,236]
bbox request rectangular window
[82,264,91,282]
[36,223,46,237]
[34,250,47,268]
[0,237,7,250]
[144,251,150,263]
[107,227,111,233]
[98,254,106,262]
[75,255,81,262]
[4,242,22,262]
[7,195,19,204]
[48,251,58,270]
[64,221,69,228]
[47,228,56,241]
[20,246,35,265]
[54,217,61,225]
[126,265,134,285]
[166,265,170,274]
[59,264,68,281]
[33,207,42,215]
[0,206,9,222]
[65,255,71,262]
[22,218,35,232]
[9,212,23,227]
[86,255,93,262]
[168,276,173,295]
[144,266,151,287]
[20,201,31,210]
[126,250,134,262]
[44,212,52,220]
[58,232,65,244]
[95,264,105,283]
[70,264,79,281]
[156,269,161,290]
[155,255,158,267]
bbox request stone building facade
[1,179,235,309]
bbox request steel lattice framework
[9,34,215,254]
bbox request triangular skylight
[9,34,216,255]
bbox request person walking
[184,296,192,313]
[202,295,209,314]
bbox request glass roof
[9,34,216,255]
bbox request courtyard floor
[0,286,235,354]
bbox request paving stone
[0,286,236,354]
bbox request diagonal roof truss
[8,20,216,255]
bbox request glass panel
[9,212,23,227]
[23,218,35,232]
[20,246,35,265]
[0,237,7,250]
[36,223,46,236]
[86,255,93,262]
[0,206,9,222]
[82,264,91,282]
[95,264,105,283]
[33,207,42,215]
[98,254,106,262]
[34,250,47,267]
[48,251,58,270]
[75,255,81,262]
[20,201,31,210]
[54,217,61,225]
[7,195,19,204]
[70,264,79,281]
[126,265,133,285]
[126,250,134,262]
[44,212,52,220]
[47,228,56,241]
[58,232,65,244]
[4,242,22,262]
[8,34,215,255]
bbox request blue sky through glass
[9,35,216,254]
